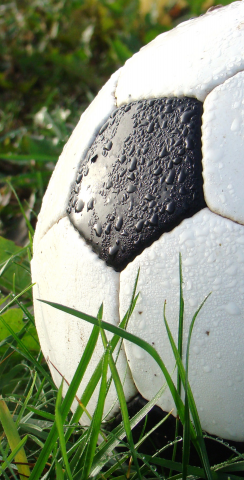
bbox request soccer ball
[32,0,244,442]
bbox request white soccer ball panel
[34,69,120,249]
[116,1,244,105]
[120,208,244,440]
[202,71,244,225]
[31,216,136,423]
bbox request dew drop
[119,154,126,163]
[166,168,175,184]
[76,172,83,183]
[203,365,212,373]
[127,184,137,193]
[166,200,176,214]
[136,219,144,232]
[145,193,155,201]
[132,345,145,359]
[149,213,158,226]
[105,223,111,234]
[109,243,120,256]
[115,216,123,231]
[94,222,102,237]
[129,157,137,171]
[87,198,94,211]
[147,121,154,133]
[224,302,241,315]
[75,199,85,213]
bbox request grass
[0,246,244,479]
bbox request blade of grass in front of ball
[90,383,171,477]
[182,293,205,479]
[80,347,109,480]
[45,298,194,427]
[98,325,142,480]
[171,253,185,476]
[103,271,140,417]
[213,460,244,474]
[141,454,205,478]
[98,412,173,479]
[55,379,73,480]
[163,295,212,480]
[64,273,140,439]
[28,323,100,480]
[39,299,187,430]
[66,431,91,477]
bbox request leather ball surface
[32,1,244,441]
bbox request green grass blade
[0,153,58,163]
[39,299,186,424]
[81,348,109,480]
[216,461,244,473]
[163,295,213,480]
[28,323,100,480]
[143,454,205,477]
[16,372,37,427]
[65,280,140,442]
[13,296,35,326]
[7,181,34,236]
[90,384,169,477]
[0,398,30,479]
[171,253,184,475]
[177,253,184,396]
[0,435,29,477]
[26,406,55,422]
[0,308,55,388]
[98,326,142,480]
[55,380,73,480]
[0,284,33,316]
[55,460,65,480]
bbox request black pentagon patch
[67,97,206,271]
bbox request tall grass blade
[7,181,34,236]
[0,284,33,316]
[171,253,184,475]
[16,372,37,427]
[90,385,169,477]
[0,398,30,479]
[177,252,184,396]
[0,435,29,478]
[0,307,54,388]
[64,274,140,442]
[39,299,186,424]
[55,380,73,480]
[81,347,109,480]
[28,323,100,480]
[163,295,212,480]
[98,326,142,480]
[55,460,65,480]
